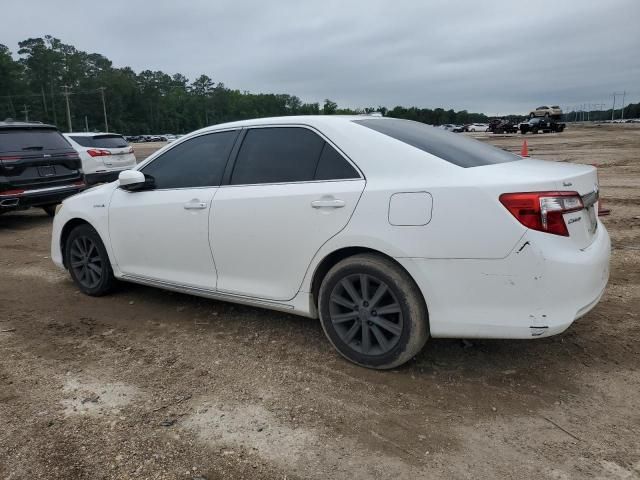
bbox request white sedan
[51,116,610,369]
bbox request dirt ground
[1,124,639,479]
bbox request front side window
[141,130,238,189]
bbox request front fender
[50,183,117,273]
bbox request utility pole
[98,87,108,132]
[611,92,627,122]
[62,85,72,132]
[21,104,29,122]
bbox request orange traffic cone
[521,140,529,157]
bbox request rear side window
[231,127,325,185]
[354,118,519,168]
[0,129,70,153]
[70,134,128,149]
[315,143,359,180]
[141,130,238,189]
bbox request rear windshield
[354,118,519,168]
[69,134,128,148]
[0,128,71,153]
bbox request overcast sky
[3,0,639,114]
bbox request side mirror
[118,170,155,191]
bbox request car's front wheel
[42,204,57,217]
[64,224,115,296]
[318,254,429,369]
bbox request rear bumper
[0,183,85,211]
[398,222,611,339]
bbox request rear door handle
[311,198,345,209]
[183,200,208,210]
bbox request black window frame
[221,125,363,186]
[137,128,241,190]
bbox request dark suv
[519,117,566,134]
[0,121,85,216]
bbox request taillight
[0,189,25,197]
[499,191,584,237]
[87,149,112,157]
[0,156,21,162]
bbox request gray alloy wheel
[328,274,403,356]
[318,253,429,369]
[64,224,115,296]
[69,235,104,290]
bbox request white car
[529,105,563,119]
[467,123,488,132]
[51,116,610,369]
[63,132,137,184]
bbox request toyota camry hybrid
[51,116,610,369]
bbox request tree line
[0,36,495,134]
[1,36,636,134]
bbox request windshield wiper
[22,145,44,151]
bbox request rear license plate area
[38,165,56,177]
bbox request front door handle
[183,200,207,210]
[311,198,345,209]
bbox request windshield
[353,118,520,168]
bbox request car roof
[191,115,365,134]
[0,120,57,130]
[140,115,476,186]
[63,132,122,137]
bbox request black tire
[544,112,550,118]
[318,254,429,369]
[529,113,535,118]
[64,224,115,296]
[42,205,57,217]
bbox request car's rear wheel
[318,254,429,369]
[42,205,57,217]
[64,224,115,296]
